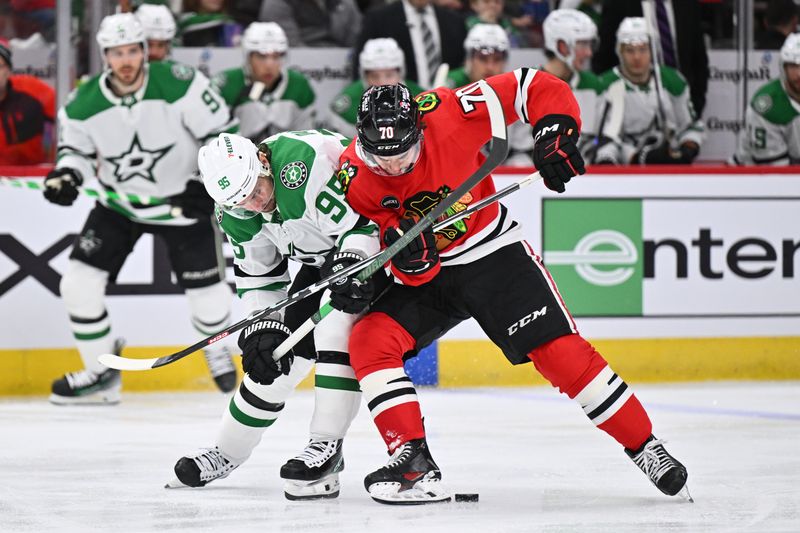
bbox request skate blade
[165,477,191,489]
[677,484,694,503]
[49,391,121,406]
[283,475,340,500]
[368,479,451,505]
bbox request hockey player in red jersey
[328,72,690,504]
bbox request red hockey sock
[350,312,425,451]
[529,334,652,450]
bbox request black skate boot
[364,438,451,505]
[203,345,237,393]
[626,435,692,501]
[280,439,344,500]
[49,339,124,405]
[166,447,241,488]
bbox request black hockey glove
[383,218,440,276]
[322,251,388,314]
[169,180,215,219]
[43,167,83,206]
[634,141,699,165]
[532,114,586,193]
[238,319,295,385]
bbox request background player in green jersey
[212,22,315,142]
[169,131,383,501]
[43,13,239,404]
[327,37,424,139]
[135,3,177,63]
[734,33,800,165]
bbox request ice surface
[1,382,798,532]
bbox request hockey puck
[454,493,479,502]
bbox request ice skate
[626,435,692,501]
[364,438,451,505]
[203,345,237,393]
[49,339,124,405]
[280,439,344,500]
[166,447,241,488]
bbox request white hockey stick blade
[432,63,450,89]
[98,353,157,371]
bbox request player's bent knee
[527,334,608,399]
[59,259,109,317]
[349,313,415,379]
[186,281,232,329]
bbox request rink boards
[2,167,799,394]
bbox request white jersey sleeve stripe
[513,67,536,125]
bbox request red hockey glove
[383,218,439,276]
[532,114,586,193]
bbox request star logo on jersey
[279,161,308,189]
[107,134,173,184]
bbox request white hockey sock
[216,357,314,460]
[308,352,361,441]
[71,314,115,375]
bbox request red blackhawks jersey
[338,68,581,286]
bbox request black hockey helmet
[356,84,422,157]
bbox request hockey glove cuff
[169,180,215,219]
[43,167,83,206]
[532,114,585,193]
[383,218,440,276]
[322,251,388,314]
[238,319,294,385]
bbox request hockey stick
[98,79,508,372]
[432,63,450,89]
[272,170,543,360]
[0,177,165,205]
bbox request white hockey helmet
[780,33,800,90]
[242,22,289,57]
[543,9,597,70]
[135,4,176,41]
[96,13,147,53]
[359,38,406,79]
[464,23,510,56]
[198,133,268,209]
[615,17,650,65]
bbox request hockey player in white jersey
[541,9,603,143]
[212,22,315,142]
[135,3,177,62]
[445,23,534,166]
[592,17,705,165]
[43,13,239,404]
[733,33,800,165]
[168,131,382,500]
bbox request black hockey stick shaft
[272,170,541,359]
[114,80,508,371]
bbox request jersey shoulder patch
[750,79,799,125]
[415,90,441,115]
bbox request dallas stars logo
[107,133,173,184]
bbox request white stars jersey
[56,62,237,225]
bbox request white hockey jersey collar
[99,64,150,106]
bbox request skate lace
[295,440,338,467]
[204,346,235,377]
[634,438,676,483]
[192,448,231,473]
[65,369,100,389]
[385,443,415,471]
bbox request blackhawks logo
[279,161,308,189]
[403,186,474,249]
[415,92,441,115]
[336,160,358,193]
